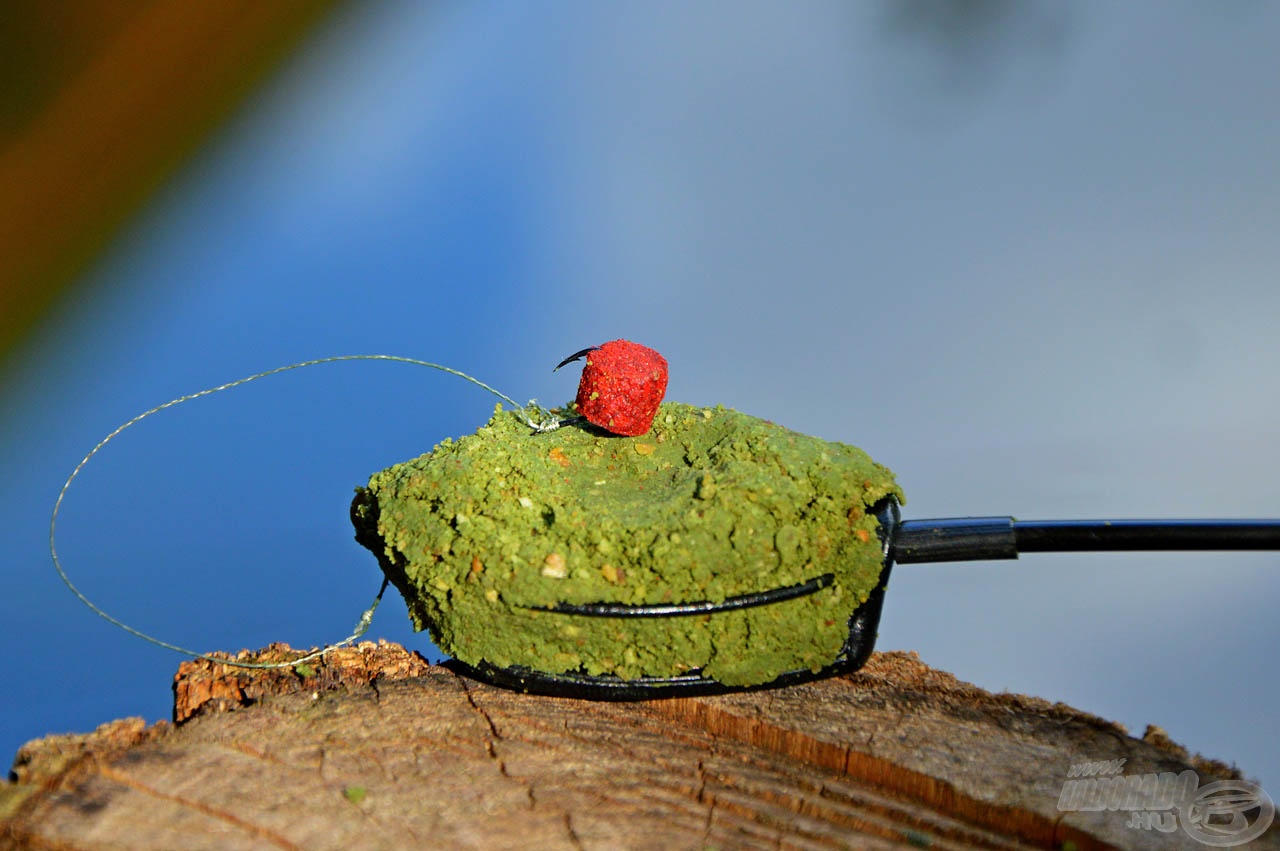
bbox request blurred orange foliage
[0,0,344,362]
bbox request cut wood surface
[2,642,1271,850]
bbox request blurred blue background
[4,1,1278,790]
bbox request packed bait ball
[567,339,668,437]
[351,400,903,688]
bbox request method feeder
[450,497,1280,699]
[50,348,1280,694]
[355,340,1280,699]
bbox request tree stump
[2,642,1270,850]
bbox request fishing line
[49,353,558,670]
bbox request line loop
[49,354,544,669]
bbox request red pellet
[575,340,668,436]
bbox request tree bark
[2,642,1268,850]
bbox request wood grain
[2,643,1268,850]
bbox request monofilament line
[49,353,554,670]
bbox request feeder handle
[889,517,1280,564]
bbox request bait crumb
[541,553,568,578]
[352,402,903,686]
